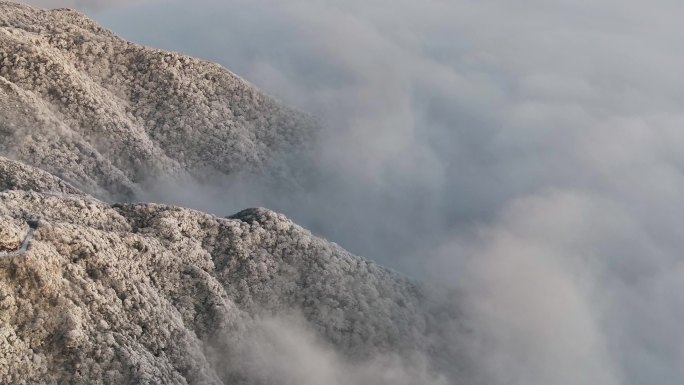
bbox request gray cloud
[92,1,684,384]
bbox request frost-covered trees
[0,215,24,251]
[0,4,458,384]
[0,158,446,384]
[0,1,317,200]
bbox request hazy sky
[19,1,684,384]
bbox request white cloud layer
[76,0,684,383]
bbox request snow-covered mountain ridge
[0,1,316,200]
[0,156,452,384]
[0,3,457,384]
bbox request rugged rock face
[0,159,444,384]
[0,1,316,200]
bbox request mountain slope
[0,3,459,384]
[0,1,316,200]
[0,159,443,384]
[0,155,82,195]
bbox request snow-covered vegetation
[0,4,458,383]
[0,156,454,384]
[0,1,316,200]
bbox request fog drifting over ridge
[22,0,684,384]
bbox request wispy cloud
[220,314,449,385]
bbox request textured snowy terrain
[0,1,316,200]
[0,157,454,384]
[0,3,456,384]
